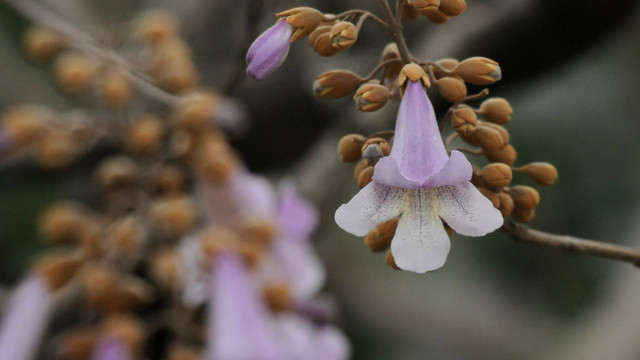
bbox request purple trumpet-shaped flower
[0,275,52,360]
[335,80,503,273]
[246,19,293,80]
[91,337,132,360]
[207,253,286,360]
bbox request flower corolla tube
[246,20,292,80]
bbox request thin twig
[325,10,388,29]
[378,0,411,64]
[501,219,640,266]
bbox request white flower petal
[434,182,504,236]
[334,182,403,237]
[390,189,451,273]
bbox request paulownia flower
[0,275,52,360]
[246,20,292,80]
[91,337,132,360]
[335,79,503,273]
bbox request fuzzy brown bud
[100,68,133,107]
[150,196,197,238]
[155,165,186,197]
[23,26,66,62]
[361,137,391,165]
[54,52,99,93]
[410,0,440,13]
[36,131,77,168]
[33,253,83,291]
[167,345,202,360]
[436,77,467,103]
[264,284,292,311]
[431,58,459,79]
[385,250,400,270]
[380,43,402,86]
[240,219,278,249]
[454,57,501,85]
[126,114,164,154]
[479,97,513,124]
[508,185,540,210]
[134,10,179,43]
[354,82,391,112]
[39,201,87,244]
[451,106,478,135]
[401,2,420,20]
[439,0,467,16]
[518,162,558,186]
[338,134,365,162]
[485,145,517,165]
[470,126,506,152]
[353,159,369,180]
[277,7,325,42]
[364,217,399,252]
[99,314,144,356]
[96,156,141,190]
[309,27,340,56]
[357,165,374,188]
[397,63,430,90]
[480,163,512,189]
[424,9,449,23]
[480,122,510,145]
[148,247,181,291]
[1,105,53,147]
[103,216,145,254]
[512,207,535,223]
[330,22,358,50]
[496,192,514,216]
[314,70,363,99]
[59,329,98,360]
[172,91,221,133]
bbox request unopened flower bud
[439,0,467,16]
[195,138,236,183]
[150,196,197,238]
[480,163,512,189]
[478,187,501,209]
[99,314,145,355]
[485,145,517,165]
[39,201,87,244]
[1,105,53,147]
[385,250,400,270]
[277,7,325,42]
[166,345,201,360]
[155,57,198,94]
[436,77,467,103]
[96,156,141,190]
[364,217,399,252]
[353,159,369,180]
[314,70,364,99]
[155,165,186,197]
[357,165,374,188]
[126,114,164,154]
[103,216,145,254]
[508,185,540,210]
[148,248,181,291]
[401,2,420,20]
[172,91,221,133]
[496,192,514,216]
[424,9,449,23]
[134,10,179,43]
[452,106,478,135]
[36,131,77,168]
[54,52,99,93]
[338,134,365,162]
[309,27,340,56]
[454,57,501,85]
[240,219,277,249]
[380,43,402,86]
[410,0,440,13]
[480,122,510,145]
[330,22,358,50]
[361,137,391,165]
[397,63,430,90]
[512,207,535,223]
[468,125,506,151]
[264,284,292,312]
[33,252,83,291]
[100,68,133,107]
[354,82,391,111]
[517,162,558,186]
[59,329,98,360]
[431,58,459,79]
[23,26,66,62]
[479,97,513,124]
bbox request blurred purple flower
[246,20,292,80]
[335,80,503,273]
[91,337,131,360]
[207,253,285,360]
[0,275,52,360]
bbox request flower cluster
[247,1,558,273]
[1,4,348,360]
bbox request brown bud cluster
[277,7,325,42]
[338,134,366,162]
[453,57,501,85]
[314,70,364,99]
[409,0,467,23]
[354,82,391,111]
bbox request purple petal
[275,314,350,360]
[259,239,325,300]
[91,338,131,360]
[207,254,285,360]
[374,80,472,188]
[434,182,504,236]
[277,182,318,241]
[390,189,451,273]
[247,20,292,80]
[334,182,404,237]
[0,275,52,360]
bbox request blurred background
[2,0,640,359]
